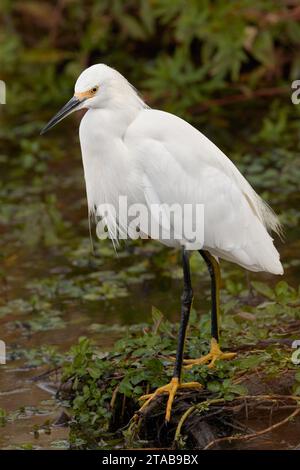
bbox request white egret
[41,64,283,422]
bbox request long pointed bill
[40,96,83,135]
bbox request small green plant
[0,408,6,427]
[61,286,300,448]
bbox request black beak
[40,96,82,135]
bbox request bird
[41,64,283,423]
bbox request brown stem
[204,406,300,450]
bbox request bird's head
[40,64,142,135]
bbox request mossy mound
[59,281,300,449]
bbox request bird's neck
[79,106,137,215]
[84,105,140,138]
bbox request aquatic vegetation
[61,285,300,449]
[0,0,299,451]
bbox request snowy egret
[41,64,283,422]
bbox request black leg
[137,248,202,423]
[173,248,193,379]
[199,250,220,342]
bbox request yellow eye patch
[75,85,99,100]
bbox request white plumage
[40,63,283,420]
[75,64,282,275]
[42,63,283,275]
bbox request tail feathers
[255,195,284,240]
[224,154,283,239]
[214,216,284,275]
[238,218,283,274]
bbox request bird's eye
[91,86,98,94]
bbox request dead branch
[204,406,300,450]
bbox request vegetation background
[1,0,300,129]
[0,0,300,450]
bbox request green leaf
[295,371,300,383]
[121,15,147,40]
[207,381,221,393]
[251,281,275,300]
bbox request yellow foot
[184,338,237,369]
[137,377,202,422]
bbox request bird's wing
[125,109,283,274]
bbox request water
[0,125,299,449]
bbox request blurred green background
[0,0,300,449]
[1,0,300,130]
[0,0,299,328]
[1,0,300,346]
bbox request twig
[175,405,197,443]
[121,394,126,418]
[204,406,300,450]
[110,384,119,409]
[31,366,62,382]
[193,87,288,112]
[174,394,300,446]
[220,418,249,433]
